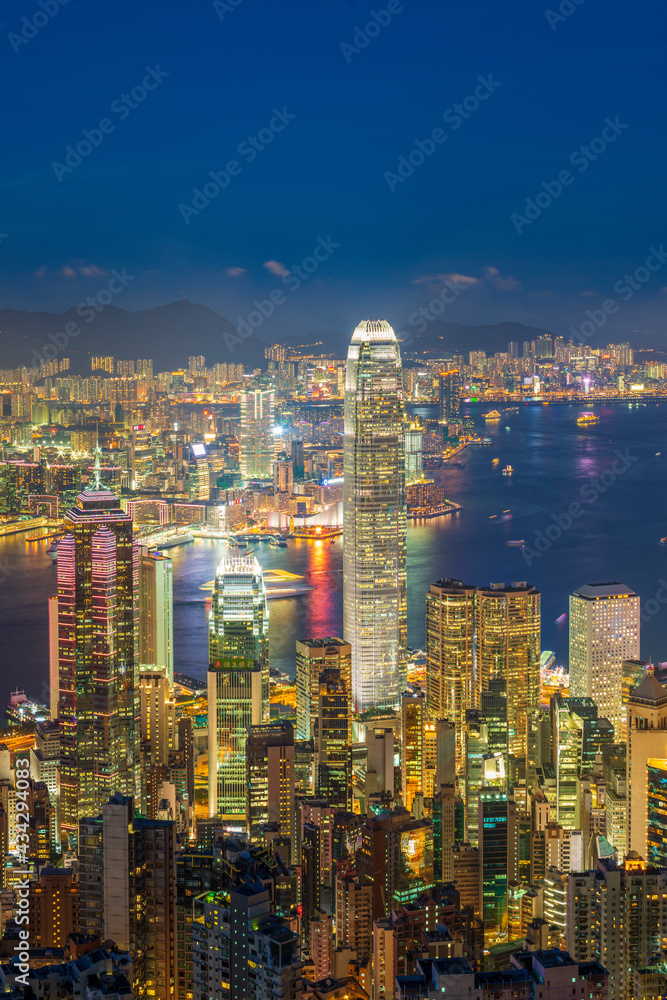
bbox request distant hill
[0,300,268,374]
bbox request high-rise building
[296,638,352,742]
[627,673,667,859]
[247,721,296,856]
[426,579,477,772]
[55,466,138,843]
[273,452,293,494]
[477,582,541,765]
[316,668,351,811]
[401,688,426,812]
[240,378,275,479]
[570,583,640,739]
[438,369,461,421]
[208,555,269,820]
[343,319,407,713]
[478,789,515,947]
[138,546,173,681]
[404,422,424,483]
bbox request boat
[504,407,519,414]
[555,613,567,624]
[506,540,525,547]
[657,452,661,456]
[47,541,58,563]
[236,540,248,549]
[269,537,288,548]
[577,414,600,426]
[483,410,501,420]
[660,537,667,546]
[492,458,500,465]
[502,465,513,476]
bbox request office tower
[401,688,426,812]
[208,555,269,820]
[28,867,78,947]
[316,669,351,811]
[186,442,211,500]
[77,813,103,937]
[240,377,275,479]
[247,721,296,857]
[358,808,434,918]
[296,638,352,741]
[438,369,461,421]
[343,319,407,714]
[426,579,477,773]
[627,674,667,859]
[478,789,515,947]
[55,468,138,843]
[291,439,305,479]
[569,583,640,739]
[477,582,541,765]
[365,727,395,799]
[647,757,667,864]
[103,793,177,999]
[621,658,648,739]
[432,784,463,882]
[273,451,293,494]
[34,721,61,848]
[138,669,176,816]
[138,546,174,681]
[404,421,424,483]
[193,882,302,1000]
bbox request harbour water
[2,401,666,698]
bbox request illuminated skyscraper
[316,668,351,811]
[426,578,478,772]
[477,582,541,765]
[401,688,426,812]
[570,583,640,739]
[343,320,407,713]
[240,378,275,479]
[438,369,461,422]
[208,555,269,821]
[55,463,138,843]
[138,546,173,682]
[295,637,351,741]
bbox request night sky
[1,0,666,342]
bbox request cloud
[263,260,290,277]
[77,263,108,278]
[225,266,247,277]
[482,266,522,291]
[61,265,77,278]
[580,289,598,297]
[414,272,479,286]
[34,266,47,278]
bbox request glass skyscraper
[207,555,269,820]
[343,319,406,713]
[239,377,275,479]
[56,473,138,844]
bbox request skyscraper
[295,637,351,741]
[343,319,407,713]
[240,377,275,479]
[570,583,640,739]
[316,668,351,811]
[55,466,138,843]
[438,369,461,422]
[208,555,269,820]
[138,546,173,682]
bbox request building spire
[93,424,102,490]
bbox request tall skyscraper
[401,688,426,812]
[570,583,640,739]
[295,637,351,741]
[477,582,541,765]
[343,319,407,713]
[316,668,351,811]
[240,377,275,479]
[627,673,667,859]
[138,546,174,682]
[208,555,269,820]
[426,578,478,772]
[246,721,296,855]
[438,369,461,422]
[55,465,138,844]
[479,789,515,947]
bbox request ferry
[555,613,567,624]
[506,540,525,547]
[47,541,58,563]
[660,537,667,547]
[502,465,514,476]
[269,537,288,548]
[200,568,312,600]
[577,413,600,426]
[483,409,501,420]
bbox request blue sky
[1,0,666,342]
